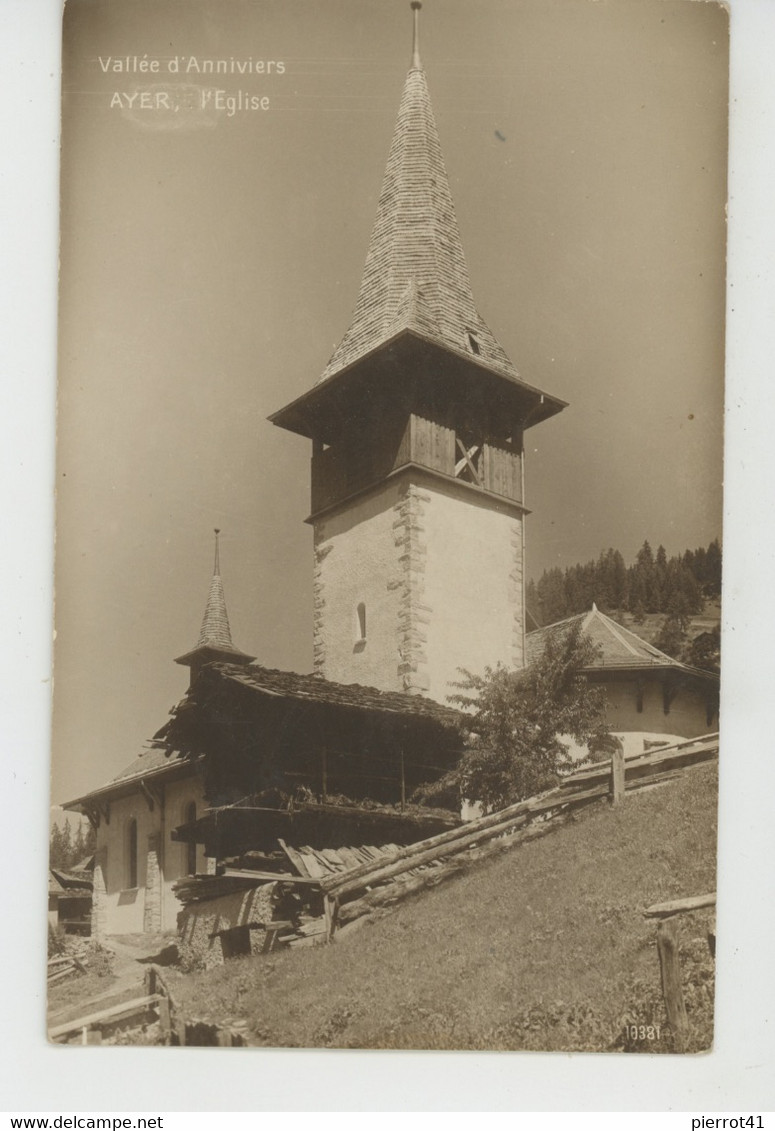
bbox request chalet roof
[61,745,202,811]
[63,661,461,811]
[526,605,718,682]
[48,868,92,896]
[202,661,463,728]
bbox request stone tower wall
[312,468,525,703]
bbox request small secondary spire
[410,1,422,71]
[174,528,256,683]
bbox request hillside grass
[168,762,718,1053]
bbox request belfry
[271,3,566,702]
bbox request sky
[52,0,728,802]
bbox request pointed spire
[194,530,234,651]
[175,530,255,682]
[410,2,422,71]
[317,4,519,386]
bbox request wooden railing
[321,733,719,940]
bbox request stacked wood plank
[47,954,86,985]
[277,839,416,880]
[48,994,163,1043]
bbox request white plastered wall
[313,471,525,704]
[420,476,523,704]
[94,769,207,935]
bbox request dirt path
[48,934,174,1026]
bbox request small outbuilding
[526,605,719,756]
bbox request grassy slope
[169,762,718,1053]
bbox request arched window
[126,818,138,889]
[185,801,197,876]
[356,601,367,643]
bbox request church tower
[271,4,565,701]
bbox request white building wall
[313,469,524,704]
[93,769,207,936]
[602,675,714,738]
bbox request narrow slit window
[356,601,367,642]
[127,818,138,889]
[466,330,481,355]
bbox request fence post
[609,739,625,806]
[657,917,689,1052]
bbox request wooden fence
[321,733,719,940]
[643,892,716,1052]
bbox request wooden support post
[400,744,406,811]
[610,742,625,806]
[156,995,171,1041]
[657,917,689,1052]
[323,893,339,943]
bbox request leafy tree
[415,623,609,813]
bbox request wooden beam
[220,868,321,886]
[139,778,159,812]
[636,676,644,714]
[82,805,100,832]
[455,438,482,485]
[49,995,160,1041]
[609,743,625,806]
[644,893,716,919]
[277,838,312,878]
[323,893,340,943]
[662,677,678,716]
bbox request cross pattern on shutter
[455,435,482,486]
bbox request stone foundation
[143,832,162,933]
[90,847,107,943]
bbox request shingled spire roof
[318,2,519,386]
[174,530,255,677]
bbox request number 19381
[626,1024,661,1041]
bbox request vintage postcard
[50,0,727,1052]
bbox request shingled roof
[526,605,718,681]
[202,661,464,728]
[63,659,462,811]
[61,744,202,810]
[175,531,255,671]
[318,18,518,387]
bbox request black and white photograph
[47,0,728,1055]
